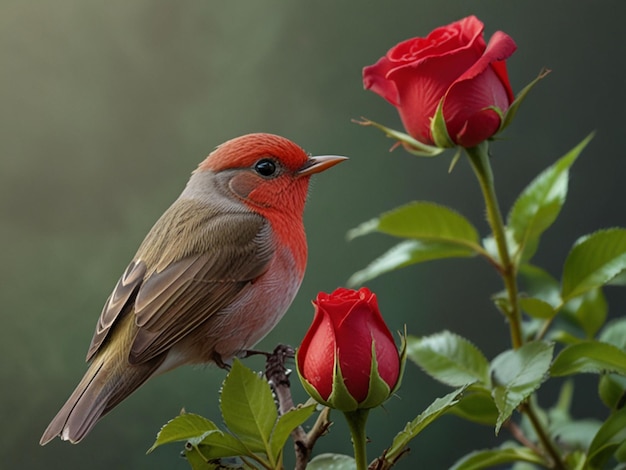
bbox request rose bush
[296,287,401,411]
[363,15,517,148]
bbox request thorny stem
[465,144,566,470]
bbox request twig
[264,344,331,469]
[504,419,543,456]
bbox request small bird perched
[40,133,346,445]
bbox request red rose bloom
[297,287,400,410]
[363,16,517,148]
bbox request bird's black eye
[254,158,277,177]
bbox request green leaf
[353,117,444,157]
[269,404,316,460]
[149,413,219,453]
[307,453,356,470]
[518,264,562,308]
[348,201,480,248]
[550,420,601,451]
[194,431,261,461]
[599,374,626,410]
[183,447,221,470]
[599,318,626,350]
[563,288,607,338]
[519,297,556,320]
[450,445,545,470]
[508,134,592,263]
[500,68,551,132]
[617,440,626,463]
[587,406,626,468]
[482,229,520,266]
[407,331,490,387]
[220,359,277,453]
[490,341,554,433]
[561,228,626,301]
[551,341,626,376]
[607,269,626,286]
[347,239,476,286]
[385,387,465,463]
[448,389,499,426]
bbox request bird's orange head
[197,133,345,216]
[196,133,346,272]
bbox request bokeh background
[2,1,625,468]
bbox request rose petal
[298,308,336,400]
[442,31,517,146]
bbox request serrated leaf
[347,239,476,286]
[508,134,592,263]
[194,432,257,461]
[307,453,356,470]
[149,413,219,452]
[561,228,626,301]
[599,318,626,350]
[385,387,465,463]
[449,389,499,426]
[450,445,545,470]
[220,359,277,453]
[519,297,556,320]
[587,406,626,468]
[551,341,626,376]
[269,404,316,460]
[407,331,490,387]
[348,201,480,249]
[563,288,607,338]
[490,341,554,433]
[608,269,626,286]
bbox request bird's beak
[298,155,348,176]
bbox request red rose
[363,16,517,148]
[296,287,400,411]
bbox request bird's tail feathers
[39,354,163,445]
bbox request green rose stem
[465,143,566,470]
[344,409,370,470]
[465,143,523,348]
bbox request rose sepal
[498,68,551,133]
[354,117,445,157]
[359,327,407,409]
[296,349,360,411]
[429,98,456,149]
[297,328,407,412]
[391,326,408,397]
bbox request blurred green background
[2,0,625,468]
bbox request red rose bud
[296,287,402,411]
[363,15,517,148]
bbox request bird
[39,133,346,445]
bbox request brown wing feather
[85,197,274,365]
[128,254,248,363]
[86,261,145,361]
